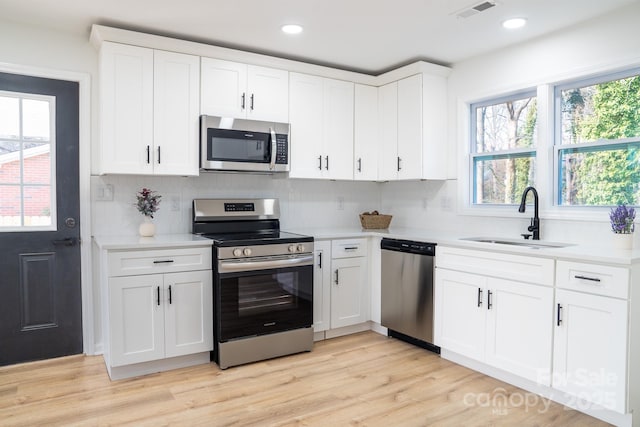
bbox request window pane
[0,140,21,184]
[23,143,51,185]
[0,184,21,226]
[558,143,640,206]
[23,185,51,226]
[0,96,19,139]
[475,96,537,153]
[22,99,51,141]
[560,75,640,145]
[474,155,536,204]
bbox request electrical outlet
[170,195,181,212]
[337,196,345,210]
[95,184,114,201]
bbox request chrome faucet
[518,186,540,240]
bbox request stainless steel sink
[460,237,574,249]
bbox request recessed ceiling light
[502,18,527,29]
[281,24,303,35]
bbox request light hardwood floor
[0,331,610,426]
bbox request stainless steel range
[192,198,314,369]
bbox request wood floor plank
[0,331,611,426]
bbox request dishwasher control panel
[380,238,436,256]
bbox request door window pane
[0,92,54,229]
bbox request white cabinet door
[323,78,354,180]
[164,270,213,358]
[153,50,200,176]
[109,274,165,366]
[553,289,628,413]
[247,65,289,122]
[313,241,331,332]
[485,278,553,384]
[397,74,422,180]
[100,42,154,174]
[200,57,246,119]
[331,257,369,329]
[434,268,486,361]
[289,72,324,179]
[378,81,398,181]
[421,73,448,180]
[354,84,378,181]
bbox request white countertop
[93,233,213,251]
[288,226,640,265]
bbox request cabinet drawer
[108,247,211,277]
[331,238,368,258]
[556,260,628,299]
[435,246,554,286]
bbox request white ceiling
[0,0,637,74]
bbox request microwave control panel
[275,134,288,165]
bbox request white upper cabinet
[289,72,354,180]
[201,58,289,123]
[354,84,379,181]
[99,42,200,176]
[100,42,154,175]
[153,50,200,176]
[378,73,447,181]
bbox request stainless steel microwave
[200,115,290,173]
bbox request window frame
[469,89,538,207]
[0,90,57,232]
[553,68,640,208]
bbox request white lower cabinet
[97,242,213,380]
[313,239,369,335]
[435,246,554,385]
[435,268,553,384]
[553,270,629,414]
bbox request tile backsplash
[91,173,380,236]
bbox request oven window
[217,265,313,341]
[208,129,270,162]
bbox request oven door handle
[218,254,313,273]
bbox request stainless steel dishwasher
[381,238,439,353]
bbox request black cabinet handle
[168,285,172,304]
[325,156,329,170]
[344,247,359,251]
[557,303,563,326]
[335,269,339,285]
[153,260,174,264]
[318,252,322,269]
[250,93,254,110]
[397,157,402,171]
[241,92,246,109]
[477,288,483,307]
[146,145,150,164]
[574,275,601,282]
[157,146,161,164]
[357,158,362,173]
[157,286,160,306]
[318,155,322,170]
[487,290,493,310]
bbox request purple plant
[135,188,162,218]
[610,204,635,234]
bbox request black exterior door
[0,72,82,366]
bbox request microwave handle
[269,127,277,170]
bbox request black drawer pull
[153,260,174,264]
[344,247,359,251]
[574,275,601,282]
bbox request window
[0,91,55,229]
[471,91,537,205]
[556,70,640,206]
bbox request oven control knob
[233,248,242,257]
[296,244,305,252]
[243,248,252,256]
[288,245,297,253]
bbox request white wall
[380,2,640,246]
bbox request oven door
[216,255,313,342]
